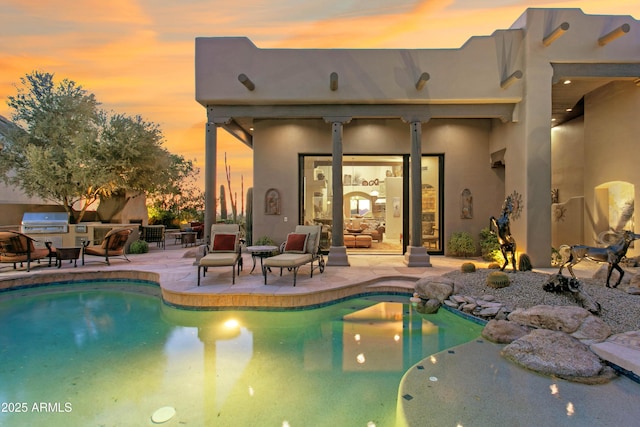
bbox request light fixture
[563,80,571,85]
[565,108,573,112]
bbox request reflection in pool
[0,286,482,426]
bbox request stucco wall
[583,81,640,255]
[252,118,504,252]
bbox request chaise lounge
[197,224,243,285]
[262,225,325,286]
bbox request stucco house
[195,8,640,267]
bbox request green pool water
[0,285,482,426]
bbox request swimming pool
[0,284,482,426]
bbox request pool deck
[2,243,640,426]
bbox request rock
[482,319,530,343]
[415,277,454,302]
[507,305,590,333]
[461,303,477,313]
[416,298,441,314]
[443,299,459,308]
[475,306,502,317]
[450,295,467,304]
[627,286,640,295]
[570,315,611,343]
[501,329,606,379]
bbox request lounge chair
[197,224,243,285]
[82,228,133,265]
[263,225,325,286]
[0,231,53,272]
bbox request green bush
[254,236,276,246]
[448,231,475,257]
[479,227,502,262]
[129,240,149,254]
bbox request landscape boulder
[482,319,531,344]
[501,329,613,382]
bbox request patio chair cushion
[211,233,238,252]
[305,230,319,254]
[284,233,309,253]
[200,252,239,267]
[264,252,312,268]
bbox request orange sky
[2,0,639,192]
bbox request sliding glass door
[301,154,442,254]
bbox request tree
[146,154,204,225]
[1,71,175,223]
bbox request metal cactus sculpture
[489,195,517,271]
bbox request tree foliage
[146,154,204,225]
[1,71,190,223]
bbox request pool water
[0,286,482,426]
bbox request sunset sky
[2,0,639,191]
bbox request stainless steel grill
[21,212,69,234]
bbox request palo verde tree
[1,71,175,223]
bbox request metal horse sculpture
[489,196,517,271]
[558,230,640,288]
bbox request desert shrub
[479,227,502,262]
[448,231,476,257]
[486,271,510,288]
[461,262,476,273]
[129,240,149,254]
[518,253,532,271]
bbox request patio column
[404,119,432,267]
[204,116,231,243]
[324,116,351,266]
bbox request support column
[204,122,217,243]
[404,120,431,267]
[324,117,351,266]
[204,115,231,243]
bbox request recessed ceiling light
[565,108,573,112]
[551,118,557,122]
[563,80,572,85]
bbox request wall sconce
[238,73,255,91]
[598,23,630,46]
[543,22,570,47]
[330,72,339,91]
[415,72,430,90]
[500,70,523,89]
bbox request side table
[246,245,278,274]
[53,247,82,268]
[180,231,198,247]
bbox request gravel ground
[442,268,640,335]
